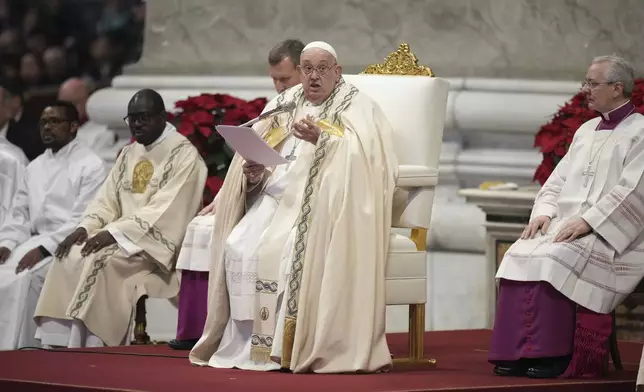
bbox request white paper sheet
[215,125,289,166]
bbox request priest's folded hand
[81,231,117,257]
[293,117,321,145]
[243,160,266,184]
[0,247,10,264]
[15,248,43,274]
[553,217,591,243]
[56,227,89,259]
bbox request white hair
[591,55,635,97]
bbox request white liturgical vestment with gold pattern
[190,79,398,373]
[34,124,207,347]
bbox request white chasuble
[0,138,106,350]
[497,113,644,314]
[190,79,398,373]
[0,139,27,226]
[34,127,208,347]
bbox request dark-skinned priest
[0,101,106,350]
[34,89,208,348]
[190,41,398,373]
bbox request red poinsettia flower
[168,93,268,203]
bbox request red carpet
[0,330,639,392]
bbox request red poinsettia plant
[533,79,644,185]
[169,94,268,205]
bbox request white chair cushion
[385,233,427,305]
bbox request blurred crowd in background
[0,0,145,160]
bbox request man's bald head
[58,78,91,120]
[126,89,167,146]
[129,88,166,113]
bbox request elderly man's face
[299,49,341,105]
[583,61,625,113]
[269,57,300,94]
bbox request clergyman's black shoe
[168,338,198,350]
[526,357,570,379]
[493,364,529,377]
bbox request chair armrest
[396,165,438,188]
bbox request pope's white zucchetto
[302,41,338,61]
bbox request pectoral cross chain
[582,164,595,188]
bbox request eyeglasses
[300,63,336,76]
[123,112,159,126]
[581,80,616,90]
[38,117,69,129]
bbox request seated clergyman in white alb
[489,55,644,379]
[0,138,27,225]
[0,101,107,350]
[189,41,398,373]
[34,89,207,348]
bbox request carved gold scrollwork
[362,43,435,77]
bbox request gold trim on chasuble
[132,159,154,194]
[251,81,359,368]
[68,245,119,318]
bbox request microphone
[239,101,296,127]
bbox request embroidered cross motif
[582,164,595,188]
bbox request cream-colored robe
[497,113,644,314]
[190,79,398,373]
[34,130,207,346]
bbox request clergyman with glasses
[189,41,398,373]
[0,101,106,350]
[34,89,207,349]
[489,55,644,379]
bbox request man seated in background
[58,77,117,156]
[34,89,207,348]
[0,101,106,350]
[167,38,306,351]
[0,137,27,225]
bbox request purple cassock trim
[488,279,575,363]
[176,270,209,341]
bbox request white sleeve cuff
[0,240,18,252]
[107,228,143,257]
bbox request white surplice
[0,139,27,226]
[208,105,316,371]
[0,138,107,350]
[497,112,644,314]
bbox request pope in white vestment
[0,102,107,350]
[34,89,207,348]
[0,138,27,225]
[190,41,398,373]
[490,55,644,379]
